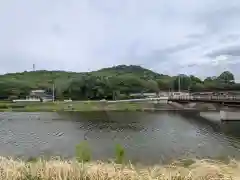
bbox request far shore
[0,100,218,112]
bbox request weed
[180,159,195,167]
[26,157,38,163]
[75,141,91,162]
[115,144,125,164]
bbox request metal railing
[168,95,240,101]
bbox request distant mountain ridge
[92,65,169,79]
[0,65,166,82]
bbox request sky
[1,0,240,79]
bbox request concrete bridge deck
[107,95,240,106]
[94,96,240,121]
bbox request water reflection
[220,121,240,138]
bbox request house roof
[31,90,45,93]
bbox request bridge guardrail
[168,95,239,101]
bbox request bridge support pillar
[220,110,240,121]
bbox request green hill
[0,65,238,100]
[0,65,167,100]
[0,65,165,86]
[92,65,169,79]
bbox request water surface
[0,111,239,164]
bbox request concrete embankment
[199,111,240,123]
[165,101,224,123]
[199,112,221,123]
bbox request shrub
[115,144,125,164]
[75,141,91,162]
[0,103,9,109]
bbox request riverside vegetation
[0,65,238,101]
[0,101,151,112]
[0,142,239,180]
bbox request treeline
[0,65,239,100]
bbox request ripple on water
[0,112,239,164]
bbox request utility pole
[33,64,35,71]
[52,83,55,102]
[178,76,181,92]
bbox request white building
[13,89,53,103]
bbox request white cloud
[0,0,240,79]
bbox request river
[0,111,239,164]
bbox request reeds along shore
[0,157,239,180]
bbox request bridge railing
[168,95,240,101]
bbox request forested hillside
[0,65,239,100]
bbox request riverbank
[0,101,175,112]
[0,157,238,180]
[0,100,218,112]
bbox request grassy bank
[0,157,238,179]
[0,101,156,112]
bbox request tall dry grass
[0,157,239,180]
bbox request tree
[156,78,173,91]
[190,83,205,92]
[217,71,235,84]
[145,80,159,92]
[0,65,239,100]
[173,75,191,91]
[190,75,202,84]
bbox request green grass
[0,101,149,112]
[75,141,91,162]
[115,144,126,164]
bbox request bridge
[107,95,240,121]
[107,95,240,106]
[166,95,240,121]
[166,95,240,109]
[168,95,240,104]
